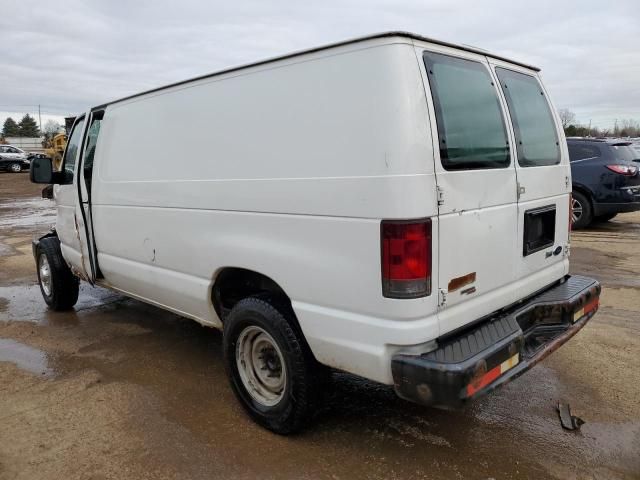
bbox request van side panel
[91,41,439,384]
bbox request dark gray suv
[567,138,640,228]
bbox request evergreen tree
[18,114,40,137]
[2,117,20,137]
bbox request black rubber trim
[391,275,600,408]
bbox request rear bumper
[593,201,640,216]
[391,275,600,408]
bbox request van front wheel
[223,297,321,434]
[36,237,79,310]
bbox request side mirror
[30,157,55,184]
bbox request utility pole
[588,119,592,137]
[38,104,42,133]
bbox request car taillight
[381,219,431,298]
[606,164,638,176]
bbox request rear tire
[223,296,323,434]
[593,213,617,223]
[36,237,79,311]
[571,191,592,229]
[8,163,21,173]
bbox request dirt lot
[0,172,638,480]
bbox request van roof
[94,31,540,111]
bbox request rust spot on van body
[448,272,476,292]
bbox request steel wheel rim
[10,163,21,172]
[236,325,286,406]
[38,254,52,296]
[571,198,583,223]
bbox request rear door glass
[610,145,639,162]
[423,52,510,170]
[495,68,560,167]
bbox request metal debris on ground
[557,402,585,431]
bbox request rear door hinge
[517,182,526,200]
[438,288,447,308]
[565,176,570,189]
[436,186,444,206]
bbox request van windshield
[495,68,560,167]
[423,52,510,170]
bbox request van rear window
[423,52,510,170]
[495,68,560,167]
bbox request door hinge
[438,289,447,307]
[436,186,444,206]
[565,176,570,189]
[517,182,526,199]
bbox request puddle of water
[0,338,52,376]
[0,198,55,228]
[0,284,123,324]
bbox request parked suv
[29,32,601,433]
[567,138,640,228]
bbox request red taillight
[606,164,638,176]
[381,219,432,298]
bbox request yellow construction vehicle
[44,133,67,171]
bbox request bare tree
[43,119,63,136]
[42,120,64,148]
[558,108,576,129]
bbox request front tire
[571,191,593,229]
[8,163,22,173]
[36,237,79,310]
[223,297,323,434]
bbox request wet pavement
[0,172,638,479]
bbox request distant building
[3,136,45,153]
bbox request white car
[0,144,28,160]
[29,32,601,433]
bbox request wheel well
[572,185,593,206]
[212,268,291,322]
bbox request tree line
[2,114,64,148]
[2,114,40,137]
[558,109,640,138]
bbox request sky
[1,0,638,131]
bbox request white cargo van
[30,32,600,433]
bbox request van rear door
[490,63,571,285]
[419,48,519,334]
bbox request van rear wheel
[223,297,322,434]
[36,237,79,311]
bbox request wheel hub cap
[38,254,52,296]
[236,326,286,406]
[572,198,583,223]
